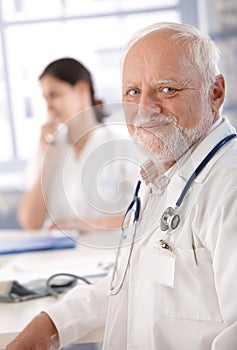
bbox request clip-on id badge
[139,246,176,288]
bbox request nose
[139,90,162,113]
[46,98,54,112]
[150,102,162,112]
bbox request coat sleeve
[208,187,237,349]
[43,274,110,348]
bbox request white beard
[131,106,213,163]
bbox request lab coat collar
[178,116,236,183]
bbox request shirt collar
[140,159,172,194]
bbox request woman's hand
[40,121,59,149]
[40,122,69,152]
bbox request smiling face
[122,29,223,166]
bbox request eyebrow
[122,79,179,88]
[154,80,177,85]
[122,82,137,89]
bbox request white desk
[0,229,120,349]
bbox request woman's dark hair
[39,57,107,122]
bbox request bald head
[122,22,220,89]
[121,22,225,168]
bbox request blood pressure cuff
[0,276,77,302]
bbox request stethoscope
[160,133,237,231]
[110,133,237,295]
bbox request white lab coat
[45,117,237,349]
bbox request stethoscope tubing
[110,132,237,294]
[176,133,237,207]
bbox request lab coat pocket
[153,246,223,322]
[139,246,176,288]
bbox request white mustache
[132,114,177,127]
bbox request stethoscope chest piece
[160,206,180,231]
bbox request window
[0,41,13,162]
[0,0,183,184]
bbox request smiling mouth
[137,120,172,131]
[142,121,170,128]
[135,115,174,129]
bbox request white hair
[122,22,221,89]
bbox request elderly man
[6,22,237,350]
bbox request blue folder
[0,234,77,255]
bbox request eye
[161,87,177,94]
[128,89,140,96]
[49,92,59,99]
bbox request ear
[74,80,90,94]
[74,80,92,108]
[210,74,225,115]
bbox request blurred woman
[18,58,139,232]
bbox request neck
[72,110,99,155]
